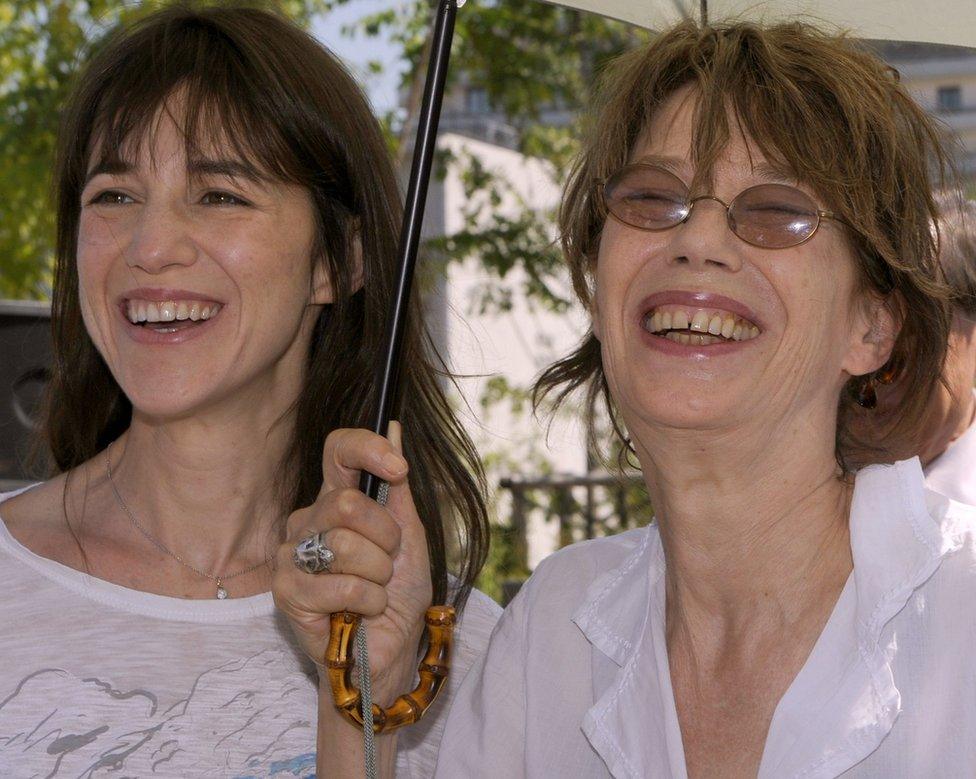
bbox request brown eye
[201,191,249,206]
[89,190,134,206]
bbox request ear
[310,229,365,305]
[842,293,901,377]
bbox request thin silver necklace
[105,452,273,599]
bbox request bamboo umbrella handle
[325,606,457,733]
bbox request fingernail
[383,453,407,474]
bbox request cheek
[771,253,856,352]
[78,209,132,255]
[594,227,652,319]
[75,225,117,338]
[207,226,315,315]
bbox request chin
[123,390,209,422]
[618,382,745,433]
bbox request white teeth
[124,299,222,325]
[733,323,744,341]
[707,314,723,336]
[672,310,689,330]
[660,311,673,331]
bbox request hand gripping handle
[326,606,456,733]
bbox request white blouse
[436,459,976,778]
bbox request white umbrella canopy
[539,0,976,48]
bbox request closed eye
[622,188,685,203]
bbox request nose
[124,200,198,274]
[666,195,743,272]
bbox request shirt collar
[571,458,968,779]
[571,523,661,668]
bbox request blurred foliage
[336,0,646,310]
[0,0,327,299]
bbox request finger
[290,487,401,556]
[273,569,389,619]
[321,428,408,492]
[310,527,394,585]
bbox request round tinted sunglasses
[599,164,841,250]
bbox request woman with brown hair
[0,4,497,776]
[431,21,976,777]
[317,20,976,779]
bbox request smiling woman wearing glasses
[426,21,976,778]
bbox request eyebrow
[750,162,797,186]
[633,155,798,186]
[187,158,268,183]
[83,157,268,187]
[634,154,689,178]
[84,159,131,187]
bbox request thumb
[384,421,427,559]
[388,420,404,456]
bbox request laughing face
[592,87,895,445]
[77,104,334,422]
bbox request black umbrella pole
[359,0,459,500]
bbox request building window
[937,85,962,111]
[465,87,490,114]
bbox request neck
[103,392,295,578]
[634,411,853,650]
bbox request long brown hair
[536,21,953,473]
[44,3,488,607]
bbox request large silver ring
[292,531,336,574]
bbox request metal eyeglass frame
[596,163,842,250]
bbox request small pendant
[216,582,228,599]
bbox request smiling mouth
[642,305,761,346]
[125,299,222,333]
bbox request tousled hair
[535,21,954,473]
[935,192,976,316]
[44,3,488,607]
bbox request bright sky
[311,1,406,115]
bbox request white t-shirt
[924,390,976,505]
[0,489,501,778]
[436,459,976,778]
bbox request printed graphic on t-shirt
[0,649,318,777]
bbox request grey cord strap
[358,479,390,779]
[357,620,377,779]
